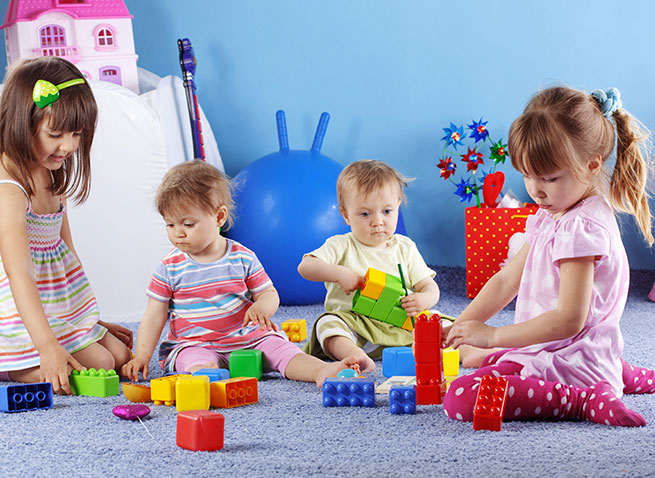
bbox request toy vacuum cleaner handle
[178,38,205,160]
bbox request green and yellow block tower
[352,267,414,331]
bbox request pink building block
[2,0,139,93]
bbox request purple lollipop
[113,404,151,420]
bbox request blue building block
[382,346,416,377]
[389,385,416,414]
[0,383,53,412]
[322,377,375,407]
[193,368,230,382]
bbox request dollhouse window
[94,25,118,51]
[39,25,66,48]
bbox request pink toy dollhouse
[1,0,139,93]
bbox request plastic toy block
[0,383,52,412]
[122,383,152,403]
[210,377,258,408]
[176,375,210,412]
[389,385,416,414]
[322,377,375,407]
[384,305,408,328]
[177,410,225,451]
[228,349,263,379]
[281,319,307,342]
[443,347,460,377]
[151,374,186,406]
[352,289,376,316]
[193,368,230,382]
[69,368,119,397]
[360,267,387,300]
[382,346,416,377]
[473,375,508,431]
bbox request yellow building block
[281,319,307,342]
[443,347,460,377]
[210,377,258,408]
[176,375,210,412]
[151,375,186,406]
[360,268,386,300]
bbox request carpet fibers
[1,266,654,477]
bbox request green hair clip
[33,78,85,109]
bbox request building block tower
[413,311,445,405]
[352,267,413,331]
[1,0,139,93]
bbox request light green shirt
[306,232,436,313]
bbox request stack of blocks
[413,312,445,405]
[322,377,375,407]
[473,374,508,431]
[0,383,53,412]
[69,368,119,397]
[352,267,413,331]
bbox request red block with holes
[413,312,445,405]
[176,410,225,451]
[473,375,508,431]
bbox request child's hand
[121,356,150,382]
[446,320,495,350]
[99,320,133,349]
[243,303,279,332]
[400,292,432,318]
[38,340,84,395]
[337,268,364,295]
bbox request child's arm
[60,210,134,348]
[120,298,169,381]
[448,255,594,350]
[0,186,84,394]
[243,286,280,331]
[298,255,364,294]
[401,276,440,317]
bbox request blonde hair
[508,86,653,245]
[156,161,234,229]
[0,57,97,204]
[337,159,412,210]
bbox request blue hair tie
[591,87,621,118]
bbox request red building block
[473,375,508,431]
[176,410,225,451]
[414,312,445,405]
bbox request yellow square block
[210,377,258,408]
[443,347,460,377]
[176,375,210,412]
[151,374,186,406]
[360,267,386,300]
[281,319,307,342]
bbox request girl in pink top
[443,86,654,427]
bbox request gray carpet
[1,266,654,478]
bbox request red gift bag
[465,205,538,298]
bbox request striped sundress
[0,180,106,372]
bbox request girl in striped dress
[121,161,361,386]
[0,57,132,394]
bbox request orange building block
[210,377,258,408]
[360,267,386,300]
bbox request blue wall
[2,0,655,268]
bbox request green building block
[69,368,119,397]
[385,306,408,328]
[229,349,263,379]
[352,289,376,316]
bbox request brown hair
[337,159,412,211]
[508,86,653,245]
[156,160,234,229]
[0,56,98,204]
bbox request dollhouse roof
[2,0,132,29]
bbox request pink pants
[175,335,303,378]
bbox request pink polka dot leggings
[443,349,649,427]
